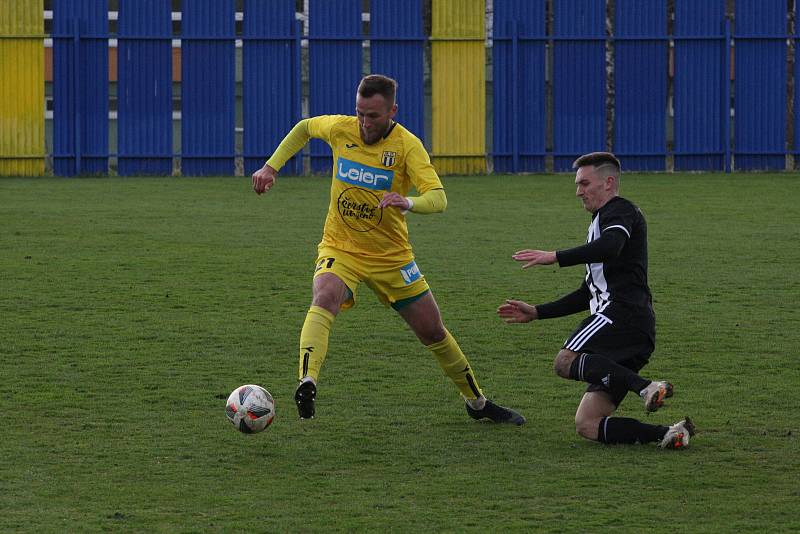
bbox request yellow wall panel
[0,0,45,176]
[431,0,485,175]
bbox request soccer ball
[225,384,275,434]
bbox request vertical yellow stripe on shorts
[0,0,45,176]
[431,0,486,175]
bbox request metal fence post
[72,18,81,175]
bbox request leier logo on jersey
[336,157,394,191]
[381,151,396,167]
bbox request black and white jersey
[584,196,652,315]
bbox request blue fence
[49,1,799,176]
[53,0,108,176]
[117,0,172,176]
[492,0,546,173]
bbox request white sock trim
[465,396,486,410]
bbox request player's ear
[390,103,398,118]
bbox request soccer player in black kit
[497,152,695,449]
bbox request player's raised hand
[378,191,410,210]
[497,299,538,323]
[512,249,557,269]
[252,163,277,195]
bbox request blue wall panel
[553,0,605,172]
[181,0,235,176]
[308,0,362,172]
[53,0,108,176]
[243,0,300,176]
[614,0,666,171]
[117,0,172,176]
[370,0,425,142]
[492,0,546,173]
[796,14,800,166]
[734,0,786,170]
[673,1,726,171]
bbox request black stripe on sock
[466,372,480,398]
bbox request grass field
[1,173,798,532]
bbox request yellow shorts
[314,246,430,310]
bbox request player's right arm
[498,283,590,324]
[252,117,336,195]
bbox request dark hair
[572,152,621,175]
[357,74,397,106]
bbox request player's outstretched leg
[426,330,525,425]
[639,380,673,412]
[659,417,696,449]
[465,398,526,425]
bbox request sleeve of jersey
[555,230,627,267]
[265,116,336,171]
[404,139,446,214]
[536,282,591,319]
[408,188,446,214]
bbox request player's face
[575,166,611,213]
[356,93,397,145]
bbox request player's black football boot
[294,380,317,419]
[466,399,526,425]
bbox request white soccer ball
[225,384,275,434]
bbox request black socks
[569,352,650,394]
[598,417,668,444]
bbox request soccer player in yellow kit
[251,74,524,424]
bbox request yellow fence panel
[431,0,485,175]
[0,0,45,176]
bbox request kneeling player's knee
[553,350,576,378]
[574,414,599,440]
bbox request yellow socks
[427,330,483,400]
[298,305,335,382]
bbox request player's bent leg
[574,391,616,440]
[577,391,676,446]
[566,351,651,396]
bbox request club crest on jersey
[381,151,396,167]
[336,157,394,191]
[399,260,421,284]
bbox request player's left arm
[513,212,630,268]
[556,204,635,266]
[554,230,627,267]
[379,138,447,214]
[378,188,446,213]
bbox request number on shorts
[315,257,335,272]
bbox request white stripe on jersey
[585,217,611,314]
[565,314,611,352]
[603,224,630,238]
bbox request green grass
[1,173,798,532]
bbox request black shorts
[563,307,655,406]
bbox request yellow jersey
[267,115,444,259]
